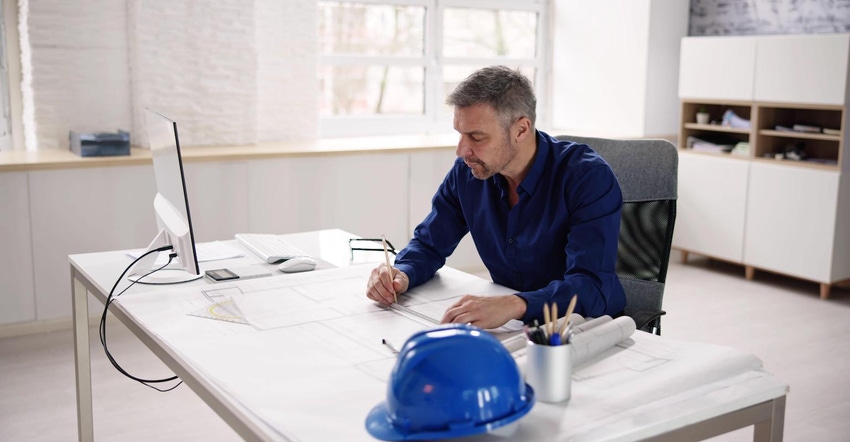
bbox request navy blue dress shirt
[394,130,626,323]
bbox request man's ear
[514,117,532,143]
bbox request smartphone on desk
[205,268,240,282]
[205,265,273,282]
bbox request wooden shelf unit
[674,33,850,299]
[679,100,844,170]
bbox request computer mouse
[278,256,318,273]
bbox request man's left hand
[441,294,526,329]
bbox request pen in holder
[524,298,576,403]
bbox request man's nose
[456,139,470,158]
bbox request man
[366,65,626,329]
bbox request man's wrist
[510,294,528,320]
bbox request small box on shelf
[69,130,130,157]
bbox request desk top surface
[72,229,788,442]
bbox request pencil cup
[525,341,572,403]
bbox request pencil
[559,294,578,339]
[382,234,397,304]
[551,302,558,337]
[542,302,551,339]
[382,338,399,354]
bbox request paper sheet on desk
[115,264,528,441]
[187,297,250,325]
[111,265,438,440]
[556,333,766,441]
[392,266,525,333]
[126,241,244,266]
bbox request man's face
[453,103,516,180]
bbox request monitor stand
[128,268,203,285]
[128,229,203,285]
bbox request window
[0,3,12,150]
[318,0,549,137]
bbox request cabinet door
[744,163,839,282]
[29,166,156,319]
[679,36,756,101]
[673,153,749,262]
[247,153,410,248]
[754,34,849,105]
[0,172,36,325]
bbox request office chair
[556,135,678,335]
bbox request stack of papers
[731,141,750,156]
[686,135,736,153]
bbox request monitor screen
[130,109,201,283]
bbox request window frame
[318,0,550,138]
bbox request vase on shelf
[696,111,710,125]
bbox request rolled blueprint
[572,315,613,334]
[570,316,637,367]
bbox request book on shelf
[805,158,838,166]
[731,141,750,156]
[721,109,751,129]
[822,128,841,136]
[792,123,821,133]
[686,135,736,153]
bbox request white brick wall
[255,0,319,142]
[21,0,318,150]
[24,0,131,150]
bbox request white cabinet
[678,37,756,101]
[754,34,849,105]
[0,172,36,325]
[676,33,850,298]
[744,164,840,282]
[673,153,749,262]
[28,166,156,319]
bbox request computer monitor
[129,109,202,284]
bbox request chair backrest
[556,135,678,323]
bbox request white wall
[24,0,132,150]
[21,0,318,151]
[550,0,687,138]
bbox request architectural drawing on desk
[559,337,770,439]
[187,295,249,325]
[176,263,528,381]
[393,266,526,335]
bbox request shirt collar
[515,130,547,195]
[491,130,548,195]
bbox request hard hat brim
[364,384,536,440]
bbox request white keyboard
[235,233,310,263]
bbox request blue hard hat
[365,323,535,440]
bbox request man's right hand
[366,264,409,306]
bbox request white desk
[71,229,788,441]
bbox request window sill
[0,133,458,172]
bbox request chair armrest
[630,310,666,335]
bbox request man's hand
[366,264,409,306]
[441,294,527,330]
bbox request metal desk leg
[72,270,94,442]
[754,395,786,442]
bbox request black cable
[99,245,184,392]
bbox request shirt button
[508,238,514,244]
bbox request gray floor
[1,255,849,441]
